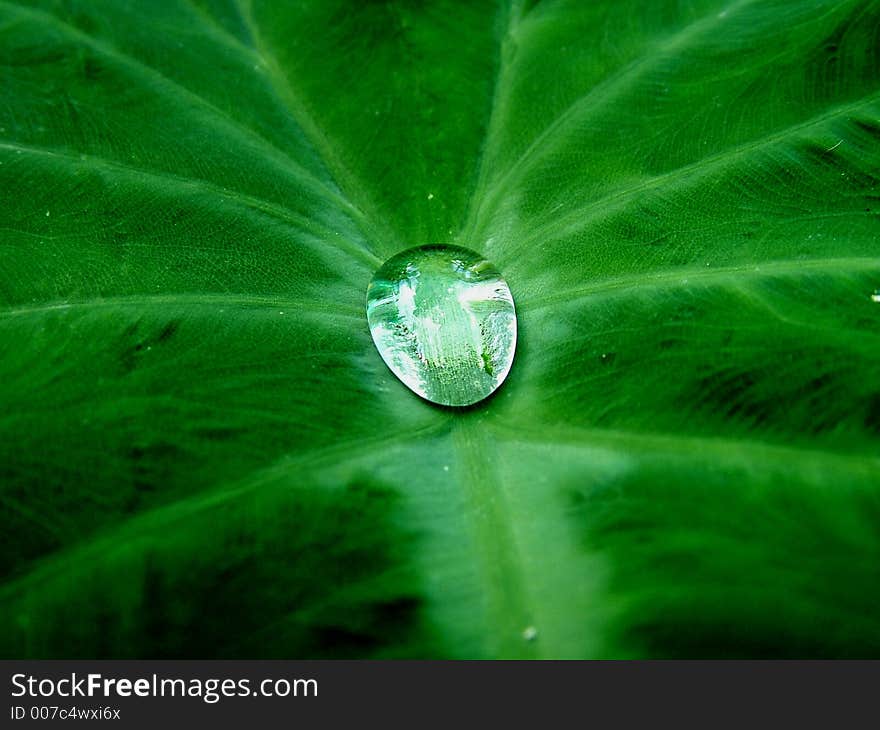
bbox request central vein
[452,417,537,658]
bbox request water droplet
[366,244,517,407]
[522,626,538,641]
[871,290,880,302]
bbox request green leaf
[1,0,879,658]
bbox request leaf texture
[1,0,879,658]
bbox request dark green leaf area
[0,476,432,659]
[570,459,880,658]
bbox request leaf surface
[1,0,879,658]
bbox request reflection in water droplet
[366,244,517,407]
[871,290,880,302]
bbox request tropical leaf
[1,0,879,658]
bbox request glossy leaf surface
[1,0,879,657]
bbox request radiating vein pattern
[1,0,879,659]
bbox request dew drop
[366,244,517,407]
